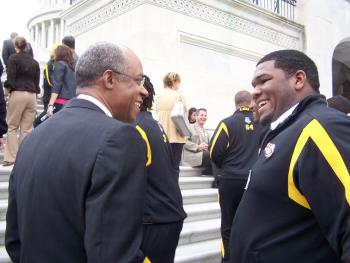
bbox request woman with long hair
[188,107,197,124]
[47,44,77,116]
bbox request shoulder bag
[171,92,191,137]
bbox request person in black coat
[210,90,266,262]
[1,32,17,68]
[5,42,149,263]
[0,59,7,147]
[135,76,187,263]
[33,44,58,127]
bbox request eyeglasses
[110,70,146,87]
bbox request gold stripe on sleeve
[136,125,152,167]
[45,64,53,87]
[143,256,152,263]
[209,122,229,158]
[288,119,350,208]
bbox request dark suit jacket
[0,60,6,137]
[2,39,16,67]
[5,98,147,263]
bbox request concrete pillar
[35,24,39,48]
[29,27,33,43]
[41,21,46,48]
[48,19,54,48]
[60,19,65,43]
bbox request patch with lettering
[264,142,275,158]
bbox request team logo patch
[264,142,275,158]
[245,117,251,124]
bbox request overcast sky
[0,0,40,43]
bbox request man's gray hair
[75,42,127,88]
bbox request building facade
[27,0,350,127]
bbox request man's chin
[257,113,273,126]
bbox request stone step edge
[175,238,221,263]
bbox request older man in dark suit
[2,32,17,68]
[5,42,149,263]
[2,32,33,68]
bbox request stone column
[48,19,54,48]
[60,19,65,42]
[41,21,46,48]
[29,27,33,43]
[35,24,39,48]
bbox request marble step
[0,166,204,182]
[182,188,218,205]
[0,222,4,246]
[0,217,220,247]
[179,218,220,246]
[179,166,202,177]
[0,234,222,263]
[175,238,221,263]
[0,246,10,263]
[0,184,8,200]
[0,201,7,221]
[0,168,11,183]
[0,201,221,228]
[179,176,214,189]
[184,202,220,222]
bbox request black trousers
[171,143,184,173]
[141,221,183,263]
[218,178,247,262]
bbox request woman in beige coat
[155,72,188,171]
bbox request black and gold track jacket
[209,107,266,179]
[230,95,350,263]
[135,111,187,224]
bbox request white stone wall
[296,0,350,97]
[30,0,350,127]
[63,0,304,128]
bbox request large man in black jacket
[5,42,149,263]
[229,50,350,263]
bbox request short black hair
[140,75,155,111]
[257,49,320,92]
[62,35,75,49]
[327,95,350,114]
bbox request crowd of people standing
[0,32,350,263]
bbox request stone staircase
[0,165,221,262]
[0,100,222,262]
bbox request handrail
[250,0,297,21]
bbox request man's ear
[294,70,307,91]
[101,70,115,90]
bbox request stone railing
[248,0,297,20]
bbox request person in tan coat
[155,72,188,171]
[182,108,211,167]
